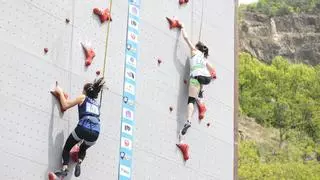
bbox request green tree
[241,0,320,16]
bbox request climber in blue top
[50,77,105,178]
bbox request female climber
[177,23,216,160]
[49,77,105,179]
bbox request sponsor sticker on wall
[124,82,135,95]
[119,165,131,178]
[122,122,133,136]
[123,108,134,121]
[128,17,139,31]
[118,1,140,180]
[121,137,132,150]
[126,54,137,68]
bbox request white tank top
[189,50,211,77]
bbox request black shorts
[72,125,99,146]
[194,76,211,85]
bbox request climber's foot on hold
[48,168,68,180]
[180,121,191,137]
[55,168,68,178]
[74,162,81,177]
[176,143,189,161]
[198,101,207,120]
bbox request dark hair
[195,41,209,58]
[83,77,105,99]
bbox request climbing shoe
[74,162,81,177]
[176,143,189,161]
[197,101,207,120]
[198,90,204,99]
[54,168,68,177]
[180,121,191,136]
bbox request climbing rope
[198,0,205,42]
[99,0,113,105]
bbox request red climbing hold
[44,48,48,54]
[48,172,57,180]
[51,91,69,112]
[166,17,182,29]
[70,144,80,162]
[176,143,189,161]
[157,58,162,65]
[197,101,206,120]
[210,69,217,79]
[50,81,69,112]
[169,106,173,112]
[51,91,65,112]
[93,8,112,23]
[96,70,101,76]
[179,0,189,5]
[184,79,187,84]
[81,43,95,67]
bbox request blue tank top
[78,97,101,133]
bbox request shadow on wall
[172,31,189,135]
[45,96,65,179]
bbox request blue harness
[78,116,100,133]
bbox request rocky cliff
[240,11,320,65]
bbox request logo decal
[123,108,134,121]
[120,151,131,160]
[122,122,133,136]
[121,137,132,150]
[124,82,135,95]
[119,165,131,178]
[126,55,137,68]
[125,68,135,81]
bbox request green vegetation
[239,52,320,179]
[239,141,320,180]
[240,0,320,16]
[240,52,320,141]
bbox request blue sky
[238,0,258,4]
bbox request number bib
[86,102,100,115]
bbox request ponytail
[83,77,105,99]
[195,41,209,58]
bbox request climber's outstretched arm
[180,24,196,54]
[53,85,85,111]
[206,62,217,79]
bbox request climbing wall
[132,0,236,179]
[0,0,236,180]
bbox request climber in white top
[179,23,217,140]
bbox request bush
[239,140,320,180]
[239,161,320,180]
[239,53,320,179]
[239,52,320,141]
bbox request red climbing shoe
[166,17,182,29]
[81,43,95,66]
[176,143,189,161]
[197,101,207,120]
[93,8,112,23]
